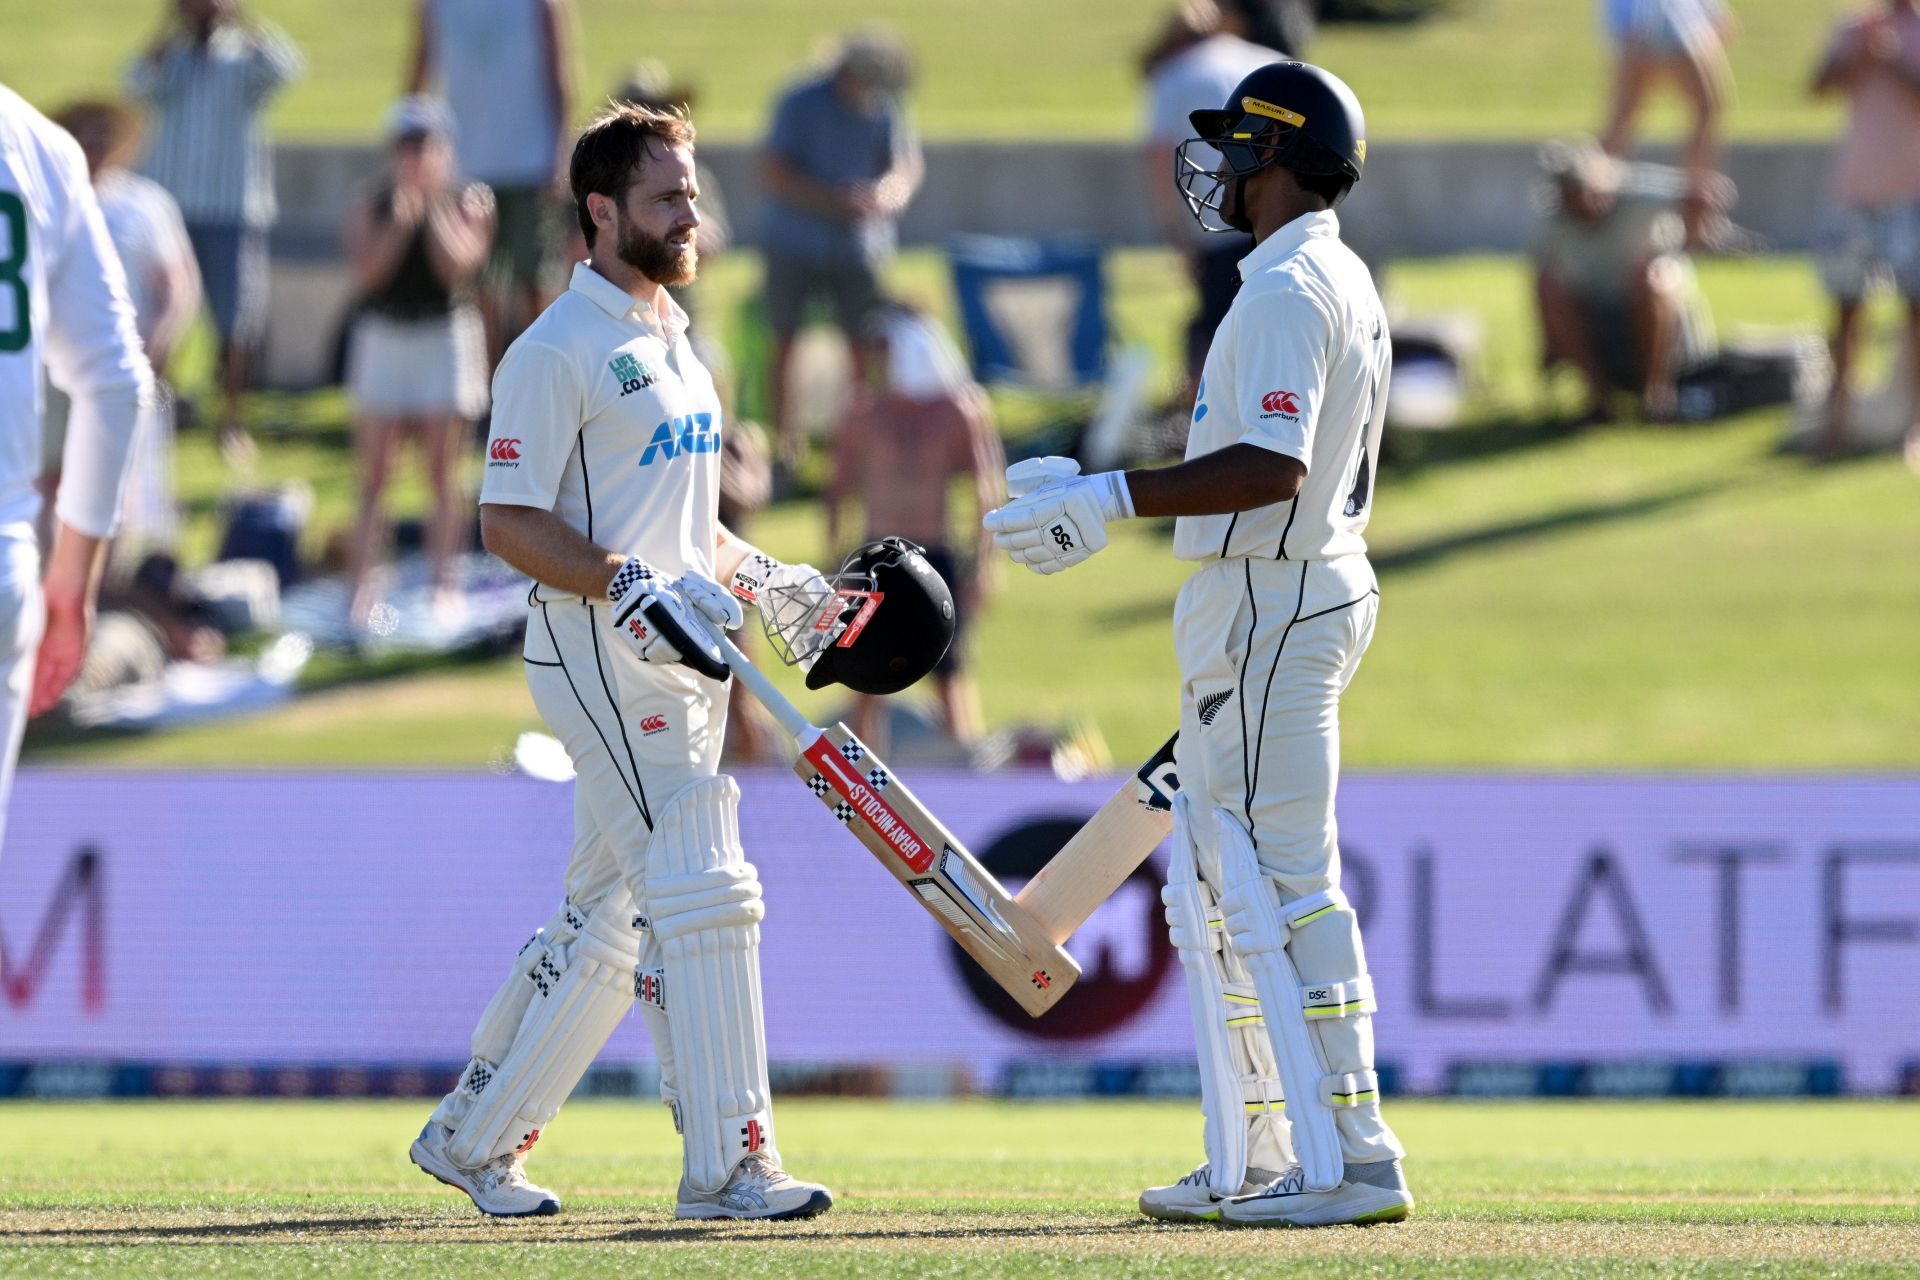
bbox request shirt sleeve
[1229,285,1330,469]
[244,23,305,104]
[43,137,153,539]
[479,339,583,513]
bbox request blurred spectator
[1597,0,1734,247]
[826,304,1004,752]
[57,553,227,716]
[407,0,573,364]
[1532,141,1716,422]
[341,97,494,630]
[760,29,923,467]
[125,0,301,465]
[43,100,201,565]
[1221,0,1315,57]
[1141,0,1283,400]
[1810,0,1920,465]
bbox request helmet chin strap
[1221,173,1255,234]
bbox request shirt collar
[567,261,690,340]
[1238,208,1340,279]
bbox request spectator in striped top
[125,0,303,466]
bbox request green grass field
[23,249,1920,771]
[2,1099,1917,1276]
[0,0,1867,144]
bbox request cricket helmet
[1176,60,1367,231]
[759,538,955,696]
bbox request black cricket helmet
[1176,60,1367,232]
[759,537,955,696]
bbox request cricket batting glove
[608,558,743,682]
[984,456,1135,575]
[727,544,846,671]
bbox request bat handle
[702,620,817,743]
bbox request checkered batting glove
[607,559,742,679]
[727,547,845,669]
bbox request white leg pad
[1163,794,1291,1193]
[445,893,641,1167]
[431,899,595,1132]
[640,775,776,1194]
[1214,808,1345,1192]
[1285,888,1405,1164]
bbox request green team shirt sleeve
[480,339,581,512]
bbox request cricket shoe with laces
[1219,1159,1413,1228]
[409,1121,561,1217]
[1139,1163,1288,1223]
[675,1153,834,1221]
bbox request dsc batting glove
[983,456,1135,575]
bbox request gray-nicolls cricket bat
[697,622,1080,1017]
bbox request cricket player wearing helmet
[985,61,1411,1228]
[411,102,850,1221]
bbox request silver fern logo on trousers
[1197,690,1233,726]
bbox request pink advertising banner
[2,770,1916,1092]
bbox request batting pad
[1163,794,1290,1193]
[643,775,777,1193]
[1216,810,1405,1187]
[445,895,641,1167]
[1214,808,1345,1192]
[431,897,594,1134]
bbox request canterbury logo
[639,715,668,735]
[1260,390,1300,415]
[488,438,522,462]
[1197,690,1233,726]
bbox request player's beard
[616,218,698,287]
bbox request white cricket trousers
[1174,552,1400,1167]
[1172,553,1378,898]
[0,529,43,862]
[520,596,729,911]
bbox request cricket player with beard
[410,102,835,1221]
[0,83,151,859]
[985,61,1411,1228]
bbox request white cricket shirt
[1175,209,1388,562]
[480,262,723,600]
[0,83,149,539]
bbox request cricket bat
[1014,735,1180,944]
[704,626,1080,1017]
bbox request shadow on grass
[1371,481,1719,577]
[1092,480,1721,630]
[1380,412,1590,471]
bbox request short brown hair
[570,102,697,247]
[51,100,144,172]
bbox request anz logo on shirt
[638,413,721,466]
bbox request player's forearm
[42,520,108,606]
[713,525,753,585]
[1124,443,1305,518]
[480,502,626,599]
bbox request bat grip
[701,620,817,742]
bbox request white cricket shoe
[1219,1159,1413,1228]
[1139,1163,1287,1223]
[409,1121,562,1218]
[675,1153,834,1221]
